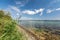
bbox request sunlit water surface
[19,20,60,30]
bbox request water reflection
[19,20,60,30]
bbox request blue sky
[0,0,60,20]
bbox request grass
[0,10,24,40]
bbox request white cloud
[5,7,44,16]
[8,6,45,16]
[15,1,22,4]
[46,9,54,13]
[35,8,44,13]
[50,0,60,4]
[47,8,60,14]
[8,6,22,19]
[22,10,36,15]
[35,8,44,16]
[54,0,60,3]
[15,0,29,7]
[20,17,33,20]
[15,1,25,7]
[10,6,20,12]
[22,8,44,16]
[56,8,60,10]
[16,13,19,16]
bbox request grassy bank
[0,10,24,40]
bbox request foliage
[0,10,23,40]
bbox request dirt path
[17,25,40,40]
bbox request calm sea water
[19,20,60,29]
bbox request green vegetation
[0,10,23,40]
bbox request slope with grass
[0,10,26,40]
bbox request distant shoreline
[19,20,60,21]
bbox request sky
[0,0,60,20]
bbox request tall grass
[0,10,24,40]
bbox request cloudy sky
[0,0,60,20]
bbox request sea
[19,20,60,30]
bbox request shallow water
[19,20,60,30]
